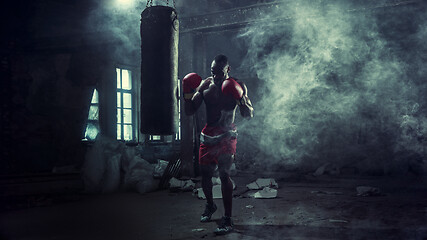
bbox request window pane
[117,124,122,140]
[123,109,132,123]
[117,108,122,123]
[116,68,121,89]
[164,135,172,143]
[88,106,99,120]
[122,69,132,90]
[91,89,98,104]
[123,93,132,108]
[177,127,181,140]
[85,122,99,141]
[117,92,121,108]
[124,125,133,141]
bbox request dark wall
[1,1,123,174]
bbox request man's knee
[219,172,230,184]
[218,154,233,177]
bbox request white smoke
[237,1,427,173]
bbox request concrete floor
[1,172,427,240]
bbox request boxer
[183,54,253,235]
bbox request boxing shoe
[214,216,233,235]
[200,203,217,222]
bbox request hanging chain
[146,0,175,8]
[146,0,153,7]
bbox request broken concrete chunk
[313,164,327,176]
[196,185,223,199]
[195,177,236,199]
[123,155,158,193]
[249,187,278,199]
[191,228,206,232]
[153,159,168,178]
[230,163,237,176]
[246,205,254,209]
[169,177,182,188]
[169,177,195,191]
[82,135,125,193]
[212,177,221,185]
[247,178,278,190]
[246,182,259,190]
[313,163,340,176]
[212,177,236,189]
[356,186,381,196]
[181,180,195,191]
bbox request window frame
[116,67,138,143]
[82,88,100,142]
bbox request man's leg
[200,163,217,222]
[218,154,233,217]
[215,154,234,235]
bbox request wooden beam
[180,0,424,33]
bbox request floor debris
[191,228,205,232]
[82,135,124,193]
[313,163,340,176]
[246,205,254,209]
[153,159,168,179]
[159,158,182,189]
[194,178,236,199]
[356,186,382,196]
[195,185,222,199]
[249,187,278,199]
[168,177,195,191]
[246,178,279,190]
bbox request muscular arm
[184,78,212,116]
[237,81,254,119]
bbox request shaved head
[211,54,230,85]
[213,54,229,68]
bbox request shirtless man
[183,54,254,235]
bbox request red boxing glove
[183,73,202,100]
[222,78,243,100]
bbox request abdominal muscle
[203,81,238,129]
[206,107,237,129]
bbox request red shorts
[199,124,237,165]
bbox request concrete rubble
[356,186,382,196]
[82,136,162,194]
[249,187,278,199]
[153,159,168,179]
[169,177,195,191]
[82,135,124,193]
[313,163,341,176]
[246,178,279,190]
[194,177,236,199]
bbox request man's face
[211,61,229,84]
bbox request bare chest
[203,83,235,111]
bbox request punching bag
[140,6,179,135]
